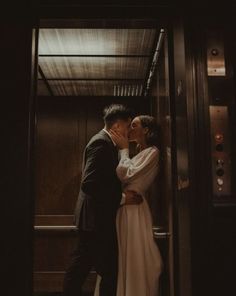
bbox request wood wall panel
[34,96,151,292]
[35,99,90,215]
[35,215,74,226]
[34,271,97,293]
[34,233,77,271]
[35,97,150,218]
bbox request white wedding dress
[94,146,163,296]
[116,146,163,296]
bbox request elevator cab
[3,2,236,296]
[31,14,236,296]
[33,18,175,296]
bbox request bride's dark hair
[138,115,160,148]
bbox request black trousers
[63,229,118,296]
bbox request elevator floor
[35,293,93,296]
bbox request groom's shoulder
[86,130,110,148]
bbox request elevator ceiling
[37,28,159,96]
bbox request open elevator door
[33,19,174,296]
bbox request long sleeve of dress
[116,147,159,184]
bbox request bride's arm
[116,147,159,183]
[109,129,159,183]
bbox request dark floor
[35,294,62,296]
[35,293,93,296]
[34,271,96,296]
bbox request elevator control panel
[207,31,226,76]
[209,106,231,198]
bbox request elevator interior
[33,19,174,295]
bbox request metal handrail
[34,225,77,231]
[153,231,171,239]
[34,225,171,239]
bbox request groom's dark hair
[103,104,133,128]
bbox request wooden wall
[33,96,151,292]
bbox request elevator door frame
[33,15,191,296]
[31,15,181,296]
[3,6,195,296]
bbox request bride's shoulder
[144,146,159,154]
[134,146,159,159]
[145,146,159,158]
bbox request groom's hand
[109,129,129,149]
[124,190,143,205]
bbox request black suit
[63,130,122,296]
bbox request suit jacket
[74,130,122,232]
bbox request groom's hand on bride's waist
[123,190,143,205]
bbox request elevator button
[215,143,224,151]
[215,133,224,142]
[216,168,224,176]
[217,178,224,186]
[216,159,224,165]
[211,48,219,56]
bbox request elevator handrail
[34,225,171,239]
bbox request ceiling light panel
[42,80,143,96]
[38,29,156,56]
[38,57,149,79]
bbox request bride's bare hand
[109,130,129,149]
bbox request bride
[95,115,163,296]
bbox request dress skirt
[116,198,163,296]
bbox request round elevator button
[216,168,224,176]
[215,133,224,142]
[215,144,224,152]
[216,159,224,166]
[217,178,224,186]
[211,48,219,56]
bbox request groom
[63,104,142,296]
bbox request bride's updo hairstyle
[138,115,160,148]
